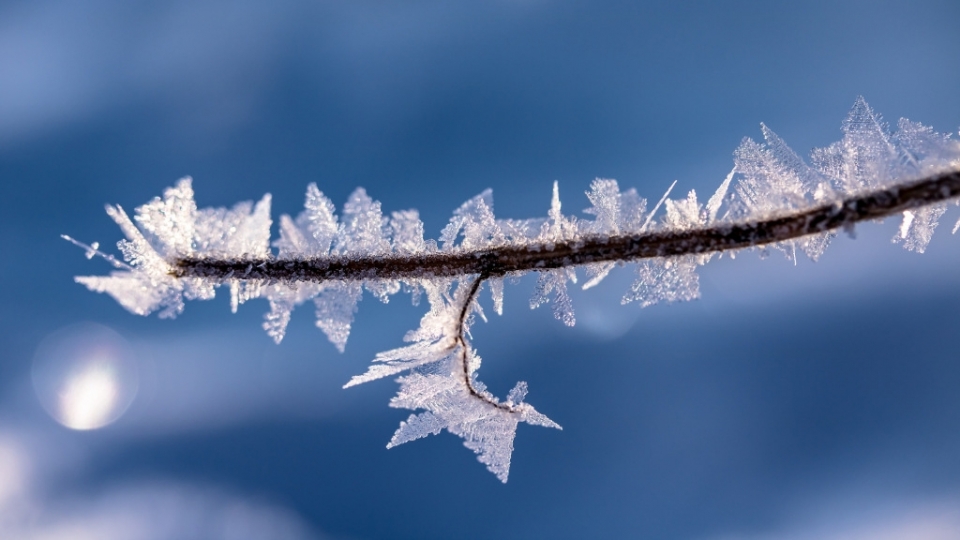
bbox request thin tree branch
[454,274,517,412]
[173,169,960,283]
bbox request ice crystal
[584,178,627,235]
[440,189,504,250]
[313,282,363,352]
[70,98,960,482]
[344,279,461,388]
[74,178,272,319]
[530,270,577,326]
[581,179,646,289]
[389,210,426,254]
[273,183,338,257]
[488,277,504,316]
[387,348,560,483]
[622,256,701,308]
[544,181,578,241]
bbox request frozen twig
[68,98,960,481]
[173,169,960,284]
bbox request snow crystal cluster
[70,98,960,481]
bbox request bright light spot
[33,323,138,431]
[59,362,120,430]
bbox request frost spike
[641,179,677,231]
[706,167,735,223]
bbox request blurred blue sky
[2,1,960,538]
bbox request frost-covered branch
[68,97,960,482]
[174,168,960,283]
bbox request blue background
[2,1,960,538]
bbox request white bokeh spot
[33,323,139,431]
[58,361,121,430]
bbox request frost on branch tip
[346,278,560,482]
[69,98,960,481]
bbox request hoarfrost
[75,271,180,318]
[440,189,504,250]
[263,184,340,342]
[390,209,426,254]
[273,183,338,257]
[583,178,623,235]
[261,282,323,344]
[543,181,578,242]
[229,279,263,314]
[622,256,701,308]
[530,270,577,326]
[527,182,580,325]
[619,187,649,232]
[68,98,960,482]
[302,183,339,254]
[489,277,504,316]
[810,97,902,195]
[705,168,735,223]
[334,188,391,256]
[581,179,644,289]
[274,215,310,257]
[344,279,460,388]
[733,137,808,217]
[386,351,560,483]
[663,189,704,230]
[641,180,677,232]
[581,263,615,291]
[894,205,947,253]
[345,277,560,482]
[195,196,273,258]
[314,282,363,353]
[134,178,199,257]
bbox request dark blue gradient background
[2,1,960,538]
